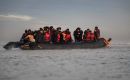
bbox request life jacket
[44,32,50,42]
[86,32,91,41]
[57,33,60,42]
[91,33,95,41]
[65,34,71,41]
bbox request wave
[111,42,130,47]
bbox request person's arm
[25,35,29,39]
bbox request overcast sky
[0,0,130,42]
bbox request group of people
[73,26,100,42]
[20,26,100,47]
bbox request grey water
[0,41,130,80]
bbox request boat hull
[3,38,106,50]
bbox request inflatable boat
[3,38,110,50]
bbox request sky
[0,0,130,42]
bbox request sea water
[0,41,130,80]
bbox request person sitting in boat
[83,29,90,41]
[63,29,72,43]
[73,27,83,42]
[55,27,62,43]
[86,30,91,42]
[36,28,44,43]
[24,29,36,49]
[62,31,66,43]
[49,26,56,43]
[20,29,28,45]
[44,28,51,43]
[94,26,100,41]
[84,29,95,42]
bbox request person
[94,26,100,40]
[86,30,91,42]
[24,29,36,49]
[44,28,51,43]
[36,28,44,43]
[55,27,62,43]
[73,27,83,42]
[62,31,66,42]
[20,29,28,44]
[33,30,38,42]
[83,29,90,41]
[49,26,56,43]
[64,29,72,43]
[84,29,96,42]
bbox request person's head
[57,27,61,31]
[39,28,43,30]
[76,27,80,30]
[87,29,90,31]
[66,28,69,31]
[95,26,98,29]
[46,26,49,30]
[28,29,31,33]
[65,28,70,34]
[58,27,61,30]
[43,26,46,30]
[50,26,54,30]
[25,29,28,33]
[28,29,33,35]
[39,28,43,33]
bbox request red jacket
[65,34,71,41]
[44,32,50,42]
[86,32,91,41]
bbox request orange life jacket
[86,32,91,41]
[91,33,95,41]
[65,34,71,41]
[44,32,50,42]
